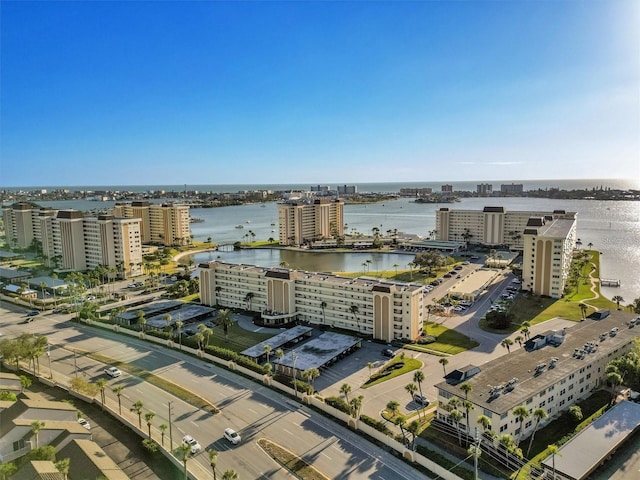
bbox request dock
[600,278,621,287]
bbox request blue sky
[1,0,638,187]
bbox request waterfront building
[399,187,433,196]
[435,206,576,251]
[2,202,56,249]
[522,215,577,298]
[501,183,524,195]
[336,184,357,195]
[441,184,453,192]
[477,183,493,196]
[277,198,344,246]
[199,261,424,342]
[434,311,637,442]
[113,202,191,246]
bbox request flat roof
[0,250,22,259]
[241,325,313,359]
[146,304,215,328]
[542,400,640,480]
[28,276,68,289]
[274,332,361,372]
[449,269,500,297]
[119,300,184,321]
[0,267,29,279]
[435,311,638,414]
[535,217,576,238]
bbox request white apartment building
[82,215,143,276]
[199,261,423,342]
[522,216,577,298]
[435,206,576,251]
[278,198,344,246]
[2,202,56,249]
[114,202,191,246]
[434,311,637,442]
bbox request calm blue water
[5,182,639,303]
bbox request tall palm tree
[96,378,108,408]
[512,405,530,443]
[460,382,472,399]
[393,263,399,277]
[130,400,144,428]
[612,295,624,310]
[499,434,515,469]
[54,458,70,480]
[413,371,425,401]
[501,338,514,353]
[439,357,449,376]
[159,423,168,446]
[31,420,45,448]
[263,344,272,365]
[449,409,463,445]
[547,444,561,480]
[177,443,191,480]
[349,395,364,419]
[208,449,219,480]
[526,408,548,456]
[145,411,156,439]
[462,400,474,441]
[217,309,233,342]
[476,415,492,441]
[175,319,184,350]
[405,383,420,420]
[112,385,124,415]
[340,383,352,403]
[302,368,320,394]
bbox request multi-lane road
[0,302,426,480]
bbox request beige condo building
[113,202,191,246]
[199,261,424,342]
[435,206,576,250]
[277,198,344,246]
[2,202,56,249]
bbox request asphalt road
[0,302,427,480]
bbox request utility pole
[168,400,174,451]
[474,428,479,480]
[47,344,52,379]
[73,350,78,377]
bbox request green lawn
[362,356,422,388]
[405,322,479,355]
[184,321,275,353]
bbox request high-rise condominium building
[501,183,524,195]
[3,202,142,278]
[199,261,424,342]
[522,215,577,298]
[113,202,191,246]
[277,198,344,246]
[435,206,576,250]
[477,183,493,196]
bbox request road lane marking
[321,452,332,460]
[282,428,293,435]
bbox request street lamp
[168,400,174,451]
[47,344,52,379]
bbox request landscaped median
[362,355,422,388]
[258,438,329,480]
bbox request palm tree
[386,400,400,418]
[349,395,364,419]
[159,423,168,446]
[301,368,320,394]
[612,295,624,310]
[176,443,191,480]
[514,335,524,347]
[439,357,449,376]
[244,292,254,311]
[501,338,514,353]
[512,405,530,443]
[340,383,352,403]
[405,382,417,402]
[221,470,238,480]
[31,420,45,448]
[320,301,327,325]
[263,344,272,365]
[606,370,623,404]
[96,378,108,408]
[54,458,70,480]
[526,408,548,456]
[449,409,463,445]
[460,382,472,399]
[217,309,233,342]
[208,449,219,480]
[547,444,561,480]
[349,305,360,332]
[366,361,374,379]
[579,302,588,320]
[462,400,474,441]
[499,434,515,468]
[476,414,492,440]
[407,261,415,280]
[393,263,399,277]
[130,400,144,429]
[145,411,156,439]
[413,370,425,401]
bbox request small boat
[235,225,244,229]
[246,220,251,223]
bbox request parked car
[413,394,429,406]
[77,418,91,430]
[381,348,395,358]
[182,435,202,454]
[26,310,40,317]
[224,428,241,445]
[104,366,122,378]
